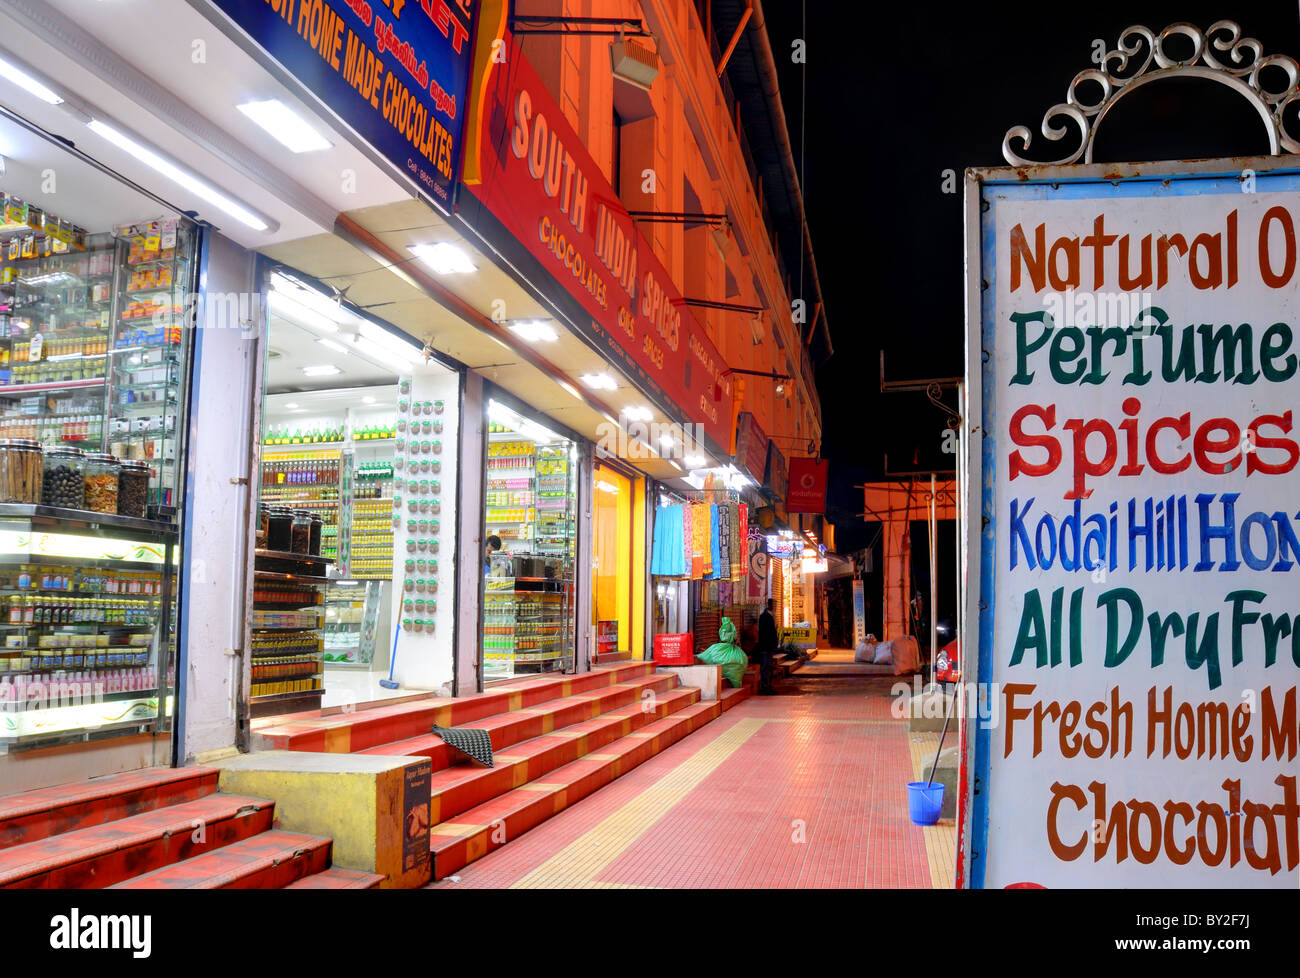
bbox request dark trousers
[760,647,774,690]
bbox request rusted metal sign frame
[958,152,1300,889]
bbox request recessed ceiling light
[409,242,476,274]
[87,119,270,231]
[362,396,376,404]
[684,455,706,468]
[284,402,299,409]
[579,373,617,390]
[302,364,341,376]
[236,99,332,153]
[624,406,653,422]
[509,320,558,342]
[316,338,349,354]
[0,56,63,105]
[659,434,674,448]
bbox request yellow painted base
[216,751,432,889]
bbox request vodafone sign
[787,458,828,514]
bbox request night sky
[760,3,1300,551]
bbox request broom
[379,628,400,689]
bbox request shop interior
[255,270,457,714]
[482,397,577,682]
[0,109,190,755]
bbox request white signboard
[965,161,1300,888]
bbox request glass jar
[290,510,311,554]
[0,438,43,503]
[42,447,86,509]
[254,504,269,550]
[266,507,293,551]
[309,514,323,556]
[117,460,151,518]
[83,453,121,514]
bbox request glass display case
[0,204,196,514]
[0,506,177,751]
[322,580,385,666]
[250,550,329,716]
[0,194,194,752]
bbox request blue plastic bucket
[906,781,944,825]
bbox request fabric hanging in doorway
[650,505,687,576]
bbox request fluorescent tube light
[509,320,557,342]
[302,365,341,376]
[236,99,331,153]
[409,242,476,274]
[0,56,63,105]
[87,119,270,231]
[267,289,338,334]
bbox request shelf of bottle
[249,688,324,705]
[0,378,107,395]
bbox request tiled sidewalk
[433,668,957,888]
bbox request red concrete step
[430,699,723,880]
[255,662,658,754]
[0,794,275,889]
[720,686,751,711]
[112,830,331,889]
[427,686,701,824]
[0,767,220,851]
[284,866,386,889]
[360,672,681,769]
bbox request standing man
[758,598,778,695]
[484,535,502,573]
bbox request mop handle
[926,681,955,787]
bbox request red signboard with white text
[787,457,828,513]
[461,34,732,450]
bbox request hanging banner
[459,27,733,451]
[787,457,828,513]
[965,157,1300,890]
[735,412,770,486]
[746,533,769,604]
[204,0,476,207]
[852,579,867,646]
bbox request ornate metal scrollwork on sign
[1003,20,1300,166]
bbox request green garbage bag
[698,617,749,688]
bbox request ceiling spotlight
[775,382,786,396]
[409,242,476,274]
[580,373,617,390]
[624,406,653,422]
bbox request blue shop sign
[207,0,476,206]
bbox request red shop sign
[787,457,828,514]
[463,34,732,450]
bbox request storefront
[0,102,205,788]
[249,265,463,714]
